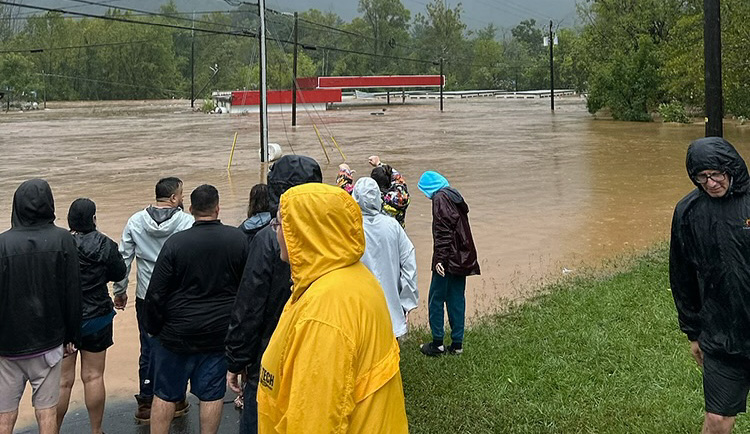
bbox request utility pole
[439,57,444,112]
[292,11,298,127]
[258,0,269,183]
[704,0,723,137]
[191,12,195,108]
[549,20,555,112]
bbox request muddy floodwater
[3,97,750,429]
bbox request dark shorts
[703,351,750,417]
[79,323,114,353]
[152,340,227,402]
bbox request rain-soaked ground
[3,96,750,432]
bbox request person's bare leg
[0,410,19,434]
[56,353,78,429]
[35,407,58,434]
[702,413,736,434]
[80,351,107,434]
[150,396,175,434]
[199,399,223,434]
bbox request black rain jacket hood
[670,137,750,357]
[12,178,55,227]
[686,136,750,195]
[0,179,82,356]
[267,155,323,215]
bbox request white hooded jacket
[352,177,418,337]
[113,206,194,299]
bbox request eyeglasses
[693,172,727,184]
[270,218,281,232]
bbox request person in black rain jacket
[670,137,750,434]
[225,155,322,434]
[0,179,81,434]
[56,198,127,433]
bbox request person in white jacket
[352,177,418,338]
[112,177,194,422]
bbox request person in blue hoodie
[417,171,480,357]
[240,184,272,244]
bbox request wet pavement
[3,97,750,431]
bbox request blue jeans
[240,367,259,434]
[428,271,466,344]
[135,298,155,401]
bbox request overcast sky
[30,0,580,31]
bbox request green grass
[400,246,750,433]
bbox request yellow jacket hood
[280,183,365,299]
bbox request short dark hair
[155,177,183,200]
[247,184,270,218]
[190,184,219,216]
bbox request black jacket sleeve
[225,227,277,373]
[143,242,176,337]
[432,193,458,267]
[62,234,82,347]
[105,237,128,284]
[669,206,702,341]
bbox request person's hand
[690,340,703,367]
[436,262,445,277]
[404,309,410,324]
[114,293,128,310]
[227,371,244,394]
[63,342,77,357]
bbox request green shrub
[200,98,216,113]
[658,101,691,123]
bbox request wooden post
[704,0,723,137]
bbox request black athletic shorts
[703,351,750,417]
[78,323,114,353]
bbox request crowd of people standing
[0,154,480,434]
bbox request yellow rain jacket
[257,183,408,434]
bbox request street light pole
[258,0,269,183]
[292,11,298,127]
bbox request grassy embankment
[400,246,750,433]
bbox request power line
[0,33,220,54]
[3,2,438,65]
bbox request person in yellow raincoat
[257,183,408,434]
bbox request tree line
[1,0,749,121]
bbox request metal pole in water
[704,0,723,137]
[191,12,195,109]
[549,20,555,112]
[439,57,444,112]
[259,0,270,183]
[292,11,298,127]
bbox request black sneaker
[419,342,445,357]
[447,343,463,355]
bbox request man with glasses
[670,137,750,434]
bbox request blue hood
[418,171,450,199]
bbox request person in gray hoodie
[113,177,194,422]
[352,177,418,338]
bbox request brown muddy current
[2,97,750,424]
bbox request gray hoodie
[113,206,194,299]
[352,177,418,337]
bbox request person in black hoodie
[145,184,249,434]
[239,183,272,244]
[225,155,322,434]
[0,179,81,434]
[417,171,480,357]
[670,137,750,434]
[56,198,126,434]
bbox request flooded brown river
[3,97,750,427]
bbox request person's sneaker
[174,399,190,418]
[447,343,464,355]
[419,342,445,357]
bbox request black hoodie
[226,155,322,374]
[670,137,750,357]
[0,179,82,356]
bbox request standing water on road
[2,97,749,428]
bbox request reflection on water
[3,98,750,428]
